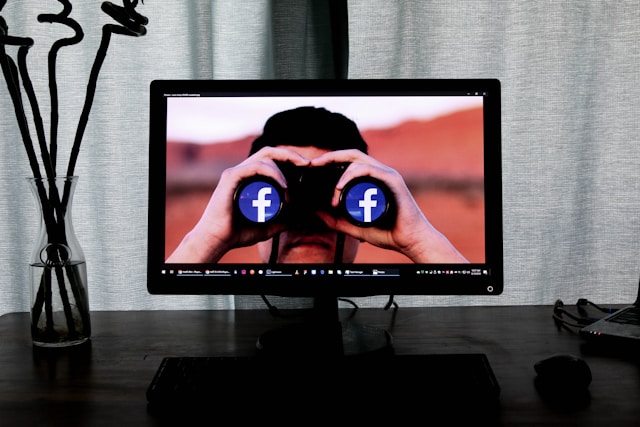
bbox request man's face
[257,145,359,263]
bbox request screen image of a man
[166,106,468,264]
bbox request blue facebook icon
[237,180,282,223]
[343,181,388,225]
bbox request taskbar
[160,266,491,279]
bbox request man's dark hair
[250,106,368,155]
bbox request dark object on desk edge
[534,353,591,405]
[146,353,500,414]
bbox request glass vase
[28,176,91,347]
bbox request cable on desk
[552,299,601,330]
[384,295,398,311]
[260,295,399,317]
[260,295,281,316]
[576,298,618,317]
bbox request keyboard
[146,354,500,415]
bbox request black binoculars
[233,162,394,229]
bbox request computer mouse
[534,354,592,399]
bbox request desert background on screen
[164,97,485,263]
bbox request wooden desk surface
[1,305,639,426]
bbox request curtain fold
[328,0,349,79]
[269,0,347,79]
[210,0,347,79]
[1,1,639,315]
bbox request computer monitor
[147,79,503,356]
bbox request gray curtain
[1,1,639,315]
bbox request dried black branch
[0,18,41,180]
[1,1,148,344]
[101,0,148,36]
[37,0,84,173]
[18,45,55,180]
[66,1,148,183]
[0,20,59,246]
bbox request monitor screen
[147,79,503,298]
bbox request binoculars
[233,162,394,229]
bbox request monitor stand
[256,295,393,357]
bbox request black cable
[384,295,398,311]
[552,299,600,329]
[334,232,344,263]
[338,297,358,309]
[576,298,618,316]
[260,235,281,316]
[260,295,280,317]
[268,234,280,264]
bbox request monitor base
[256,320,393,357]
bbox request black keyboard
[146,354,500,415]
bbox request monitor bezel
[147,79,503,297]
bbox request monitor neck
[256,295,392,357]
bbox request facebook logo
[343,181,388,225]
[237,180,282,223]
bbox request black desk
[1,306,639,425]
